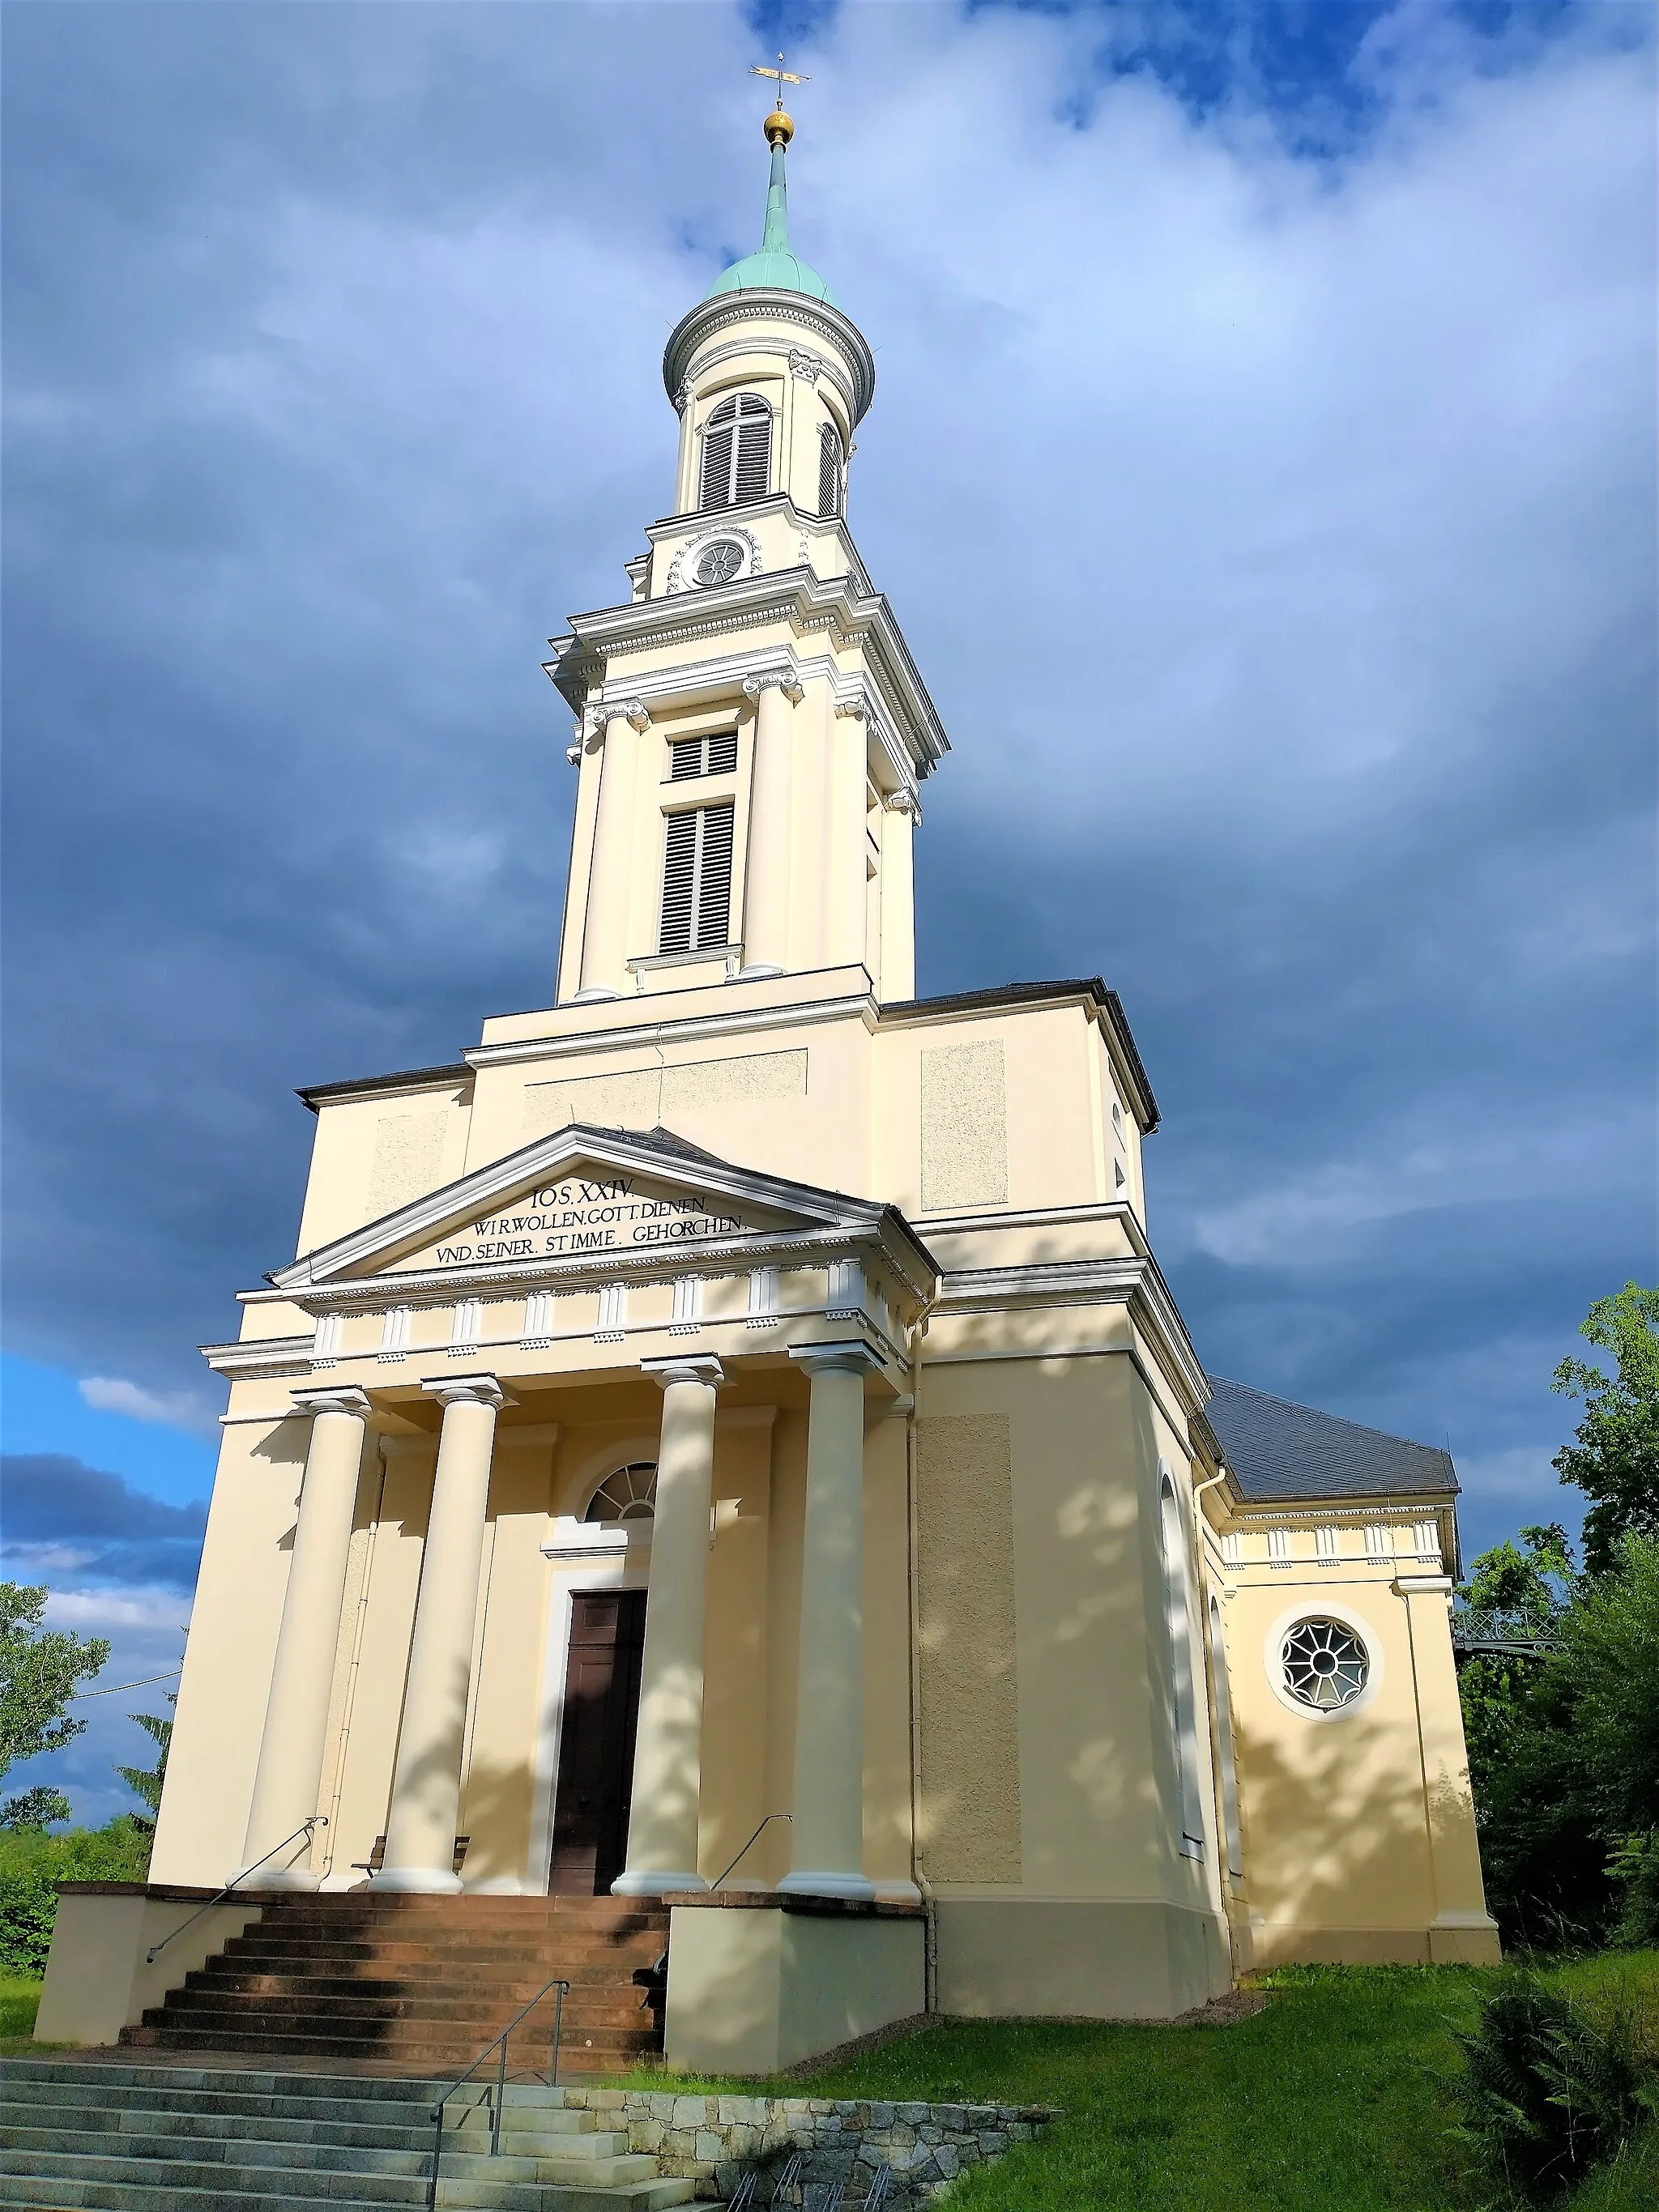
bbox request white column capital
[741,668,804,706]
[788,1340,884,1380]
[421,1374,514,1411]
[641,1355,724,1391]
[586,696,650,735]
[290,1386,373,1419]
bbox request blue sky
[2,0,1654,1825]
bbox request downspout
[902,1329,936,2014]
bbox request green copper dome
[705,139,837,305]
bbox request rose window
[694,540,744,586]
[1281,1617,1368,1711]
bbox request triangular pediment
[271,1123,887,1294]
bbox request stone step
[195,1963,647,1993]
[151,1988,651,2025]
[0,2108,628,2158]
[117,2026,659,2068]
[0,2169,694,2212]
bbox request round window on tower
[1280,1617,1369,1711]
[584,1462,658,1523]
[694,539,745,587]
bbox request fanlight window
[700,394,772,510]
[1282,1617,1369,1711]
[584,1462,658,1523]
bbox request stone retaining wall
[553,2087,1056,2203]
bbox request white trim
[464,982,876,1069]
[1262,1598,1385,1724]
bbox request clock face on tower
[693,539,745,586]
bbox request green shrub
[1456,1974,1657,2201]
[0,1817,152,1978]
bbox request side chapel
[41,100,1501,2072]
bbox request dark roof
[881,978,1158,1132]
[1206,1377,1457,1502]
[298,1063,471,1110]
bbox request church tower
[549,97,943,1008]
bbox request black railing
[425,1976,569,2212]
[144,1815,327,1966]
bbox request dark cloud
[0,1455,206,1590]
[1,1,1653,1576]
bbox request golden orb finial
[764,102,794,147]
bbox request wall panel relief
[915,1412,1022,1883]
[919,1042,1008,1210]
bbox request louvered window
[659,800,735,954]
[700,394,772,509]
[817,424,843,518]
[669,731,739,781]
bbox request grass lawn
[0,1975,43,2054]
[619,1955,1659,2212]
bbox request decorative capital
[788,1340,885,1380]
[586,697,650,735]
[884,788,920,820]
[672,381,691,415]
[421,1374,513,1411]
[787,347,825,384]
[641,1354,725,1391]
[742,669,804,705]
[291,1386,373,1421]
[833,695,867,723]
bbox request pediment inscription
[386,1168,766,1274]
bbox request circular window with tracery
[584,1462,658,1523]
[694,539,745,586]
[1281,1617,1369,1711]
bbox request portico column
[781,1342,881,1900]
[373,1375,510,1892]
[739,678,794,977]
[612,1355,723,1895]
[576,701,648,1002]
[238,1387,372,1887]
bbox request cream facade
[41,107,1497,2064]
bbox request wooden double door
[548,1590,646,1895]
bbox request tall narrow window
[1160,1468,1206,1862]
[700,394,772,509]
[659,800,735,954]
[817,423,843,518]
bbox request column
[575,704,646,1002]
[372,1375,509,1892]
[613,1356,723,1894]
[781,1343,881,1900]
[877,792,917,1002]
[739,681,793,977]
[238,1387,371,1886]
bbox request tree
[0,1784,73,1831]
[0,1583,109,1824]
[1553,1282,1659,1577]
[115,1695,174,1824]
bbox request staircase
[0,2058,697,2209]
[120,1894,670,2074]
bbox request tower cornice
[664,290,876,426]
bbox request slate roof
[1206,1377,1457,1502]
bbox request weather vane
[751,51,807,109]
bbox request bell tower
[547,100,948,1009]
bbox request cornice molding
[463,983,879,1072]
[934,1254,1209,1414]
[663,292,876,425]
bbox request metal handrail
[712,1811,791,1890]
[143,1815,327,1965]
[426,1975,569,2212]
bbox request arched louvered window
[1159,1467,1206,1862]
[700,393,772,510]
[659,800,735,954]
[817,423,843,518]
[585,1462,658,1523]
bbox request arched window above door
[584,1462,658,1522]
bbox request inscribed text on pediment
[389,1172,757,1272]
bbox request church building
[40,100,1500,2074]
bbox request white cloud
[79,1375,218,1437]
